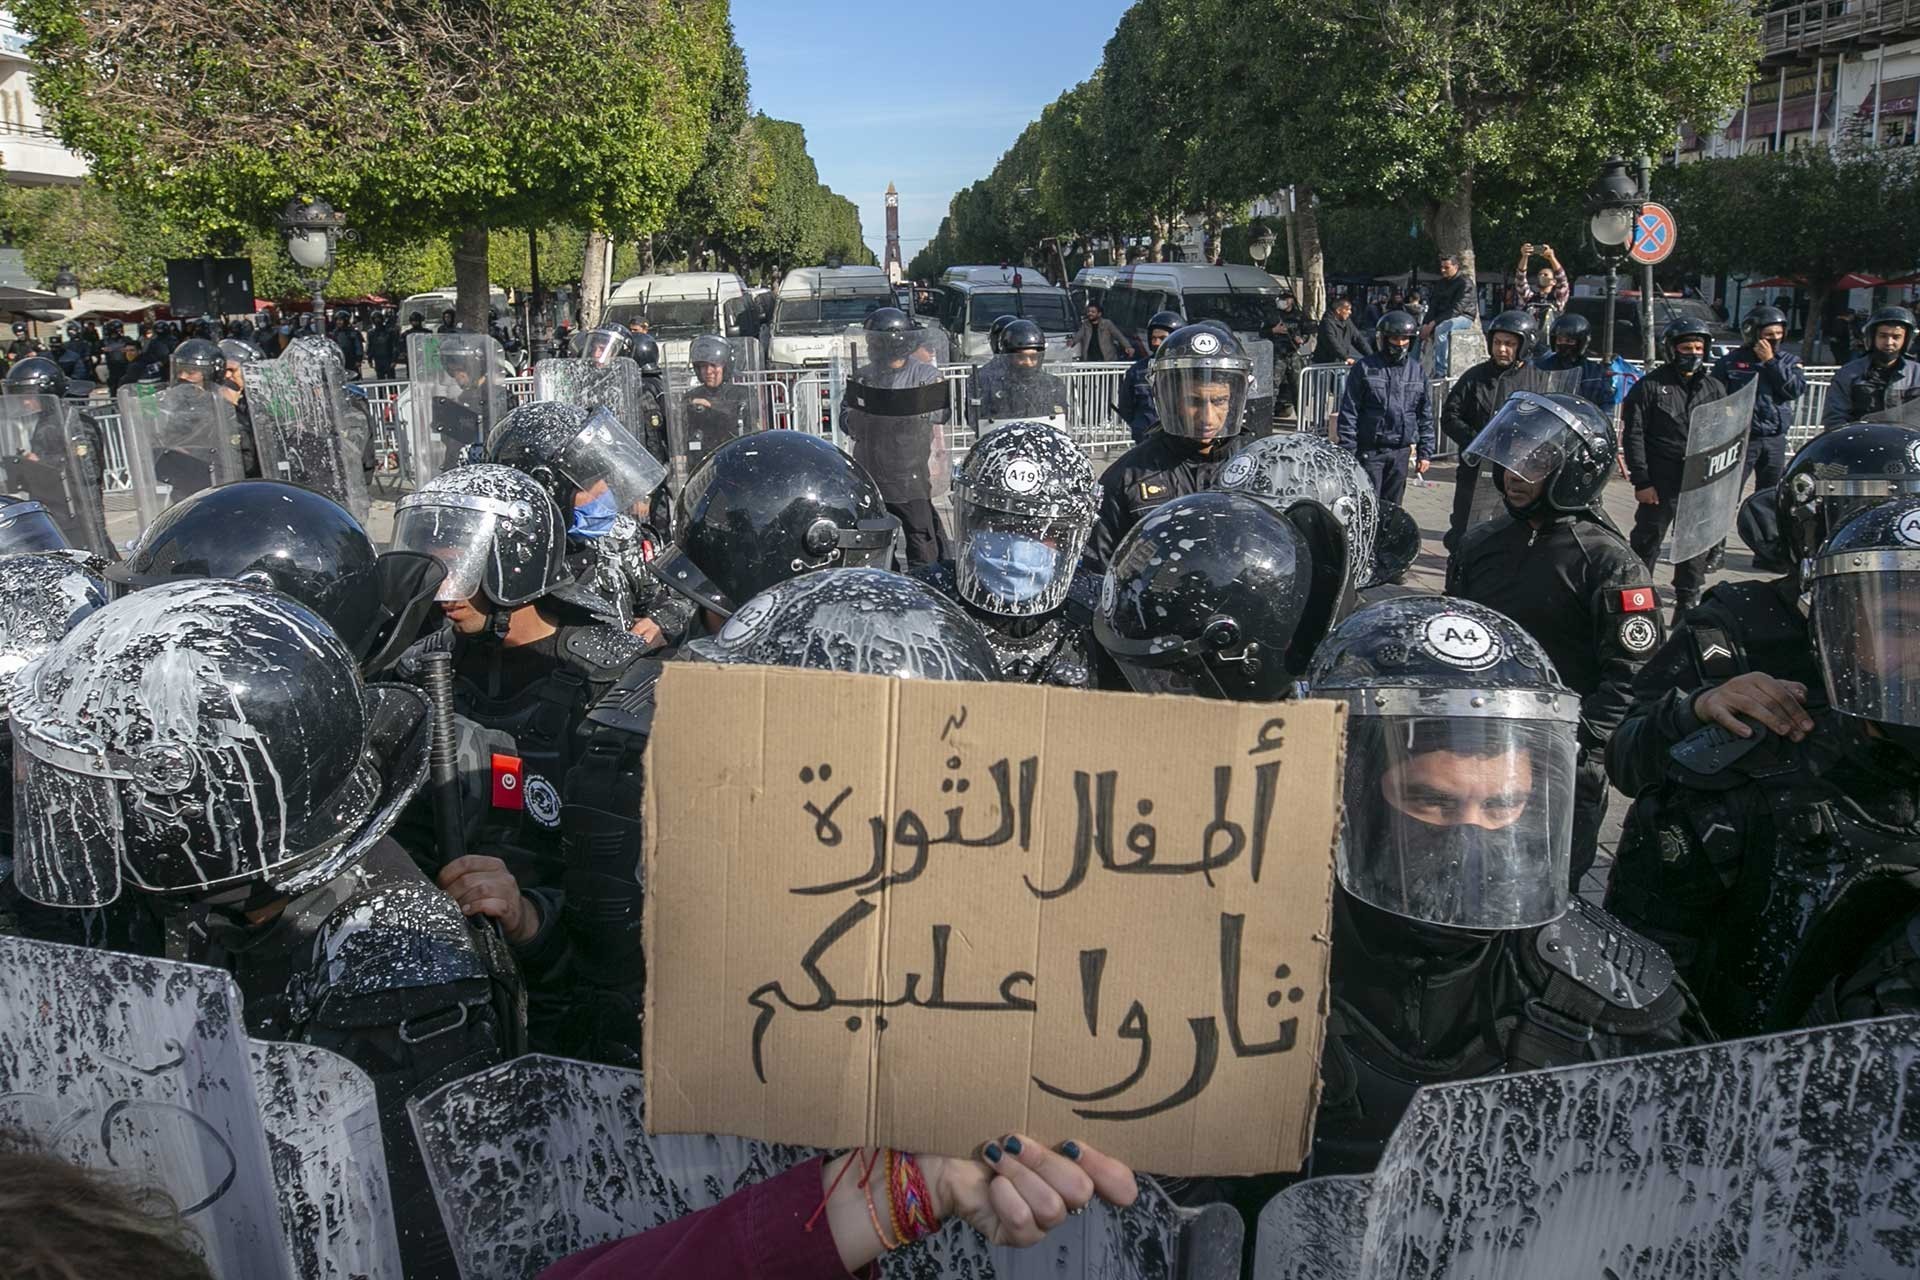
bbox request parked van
[931,266,1075,364]
[398,286,512,326]
[604,272,757,367]
[1069,265,1119,316]
[767,265,894,367]
[1099,263,1288,348]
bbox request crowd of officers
[0,296,1917,1275]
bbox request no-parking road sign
[1630,203,1677,265]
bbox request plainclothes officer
[1085,323,1254,570]
[1335,311,1434,507]
[1821,305,1920,429]
[1622,316,1732,622]
[1448,392,1663,885]
[1607,496,1920,1039]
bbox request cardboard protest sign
[643,665,1345,1176]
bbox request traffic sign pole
[1629,202,1677,266]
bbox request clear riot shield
[1242,337,1278,437]
[975,362,1071,432]
[1872,392,1920,426]
[0,394,113,556]
[532,355,648,440]
[0,935,401,1279]
[840,323,955,561]
[1667,374,1761,564]
[242,335,371,522]
[410,1054,1205,1280]
[404,331,514,488]
[1440,322,1488,380]
[1252,1015,1920,1280]
[1528,362,1583,398]
[116,380,245,533]
[673,357,764,467]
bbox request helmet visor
[1151,362,1250,442]
[581,329,626,367]
[391,497,504,602]
[1112,655,1232,700]
[9,678,125,908]
[565,407,668,515]
[1462,392,1581,483]
[1335,703,1577,930]
[955,501,1088,617]
[1811,554,1920,726]
[0,502,70,554]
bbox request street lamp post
[51,266,79,302]
[1587,158,1644,372]
[1248,225,1277,269]
[277,198,352,321]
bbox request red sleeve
[536,1156,867,1280]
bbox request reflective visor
[1811,555,1920,727]
[1463,392,1579,483]
[391,495,507,602]
[565,407,667,515]
[9,681,128,908]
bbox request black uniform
[1622,362,1732,607]
[1447,509,1663,884]
[840,358,949,566]
[680,380,756,456]
[1606,707,1920,1040]
[100,334,137,392]
[1439,358,1555,551]
[1604,575,1815,800]
[1768,860,1920,1031]
[1084,432,1240,571]
[912,560,1100,688]
[367,320,400,380]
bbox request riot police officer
[1606,421,1920,801]
[912,421,1101,687]
[1532,314,1623,410]
[367,307,401,380]
[1095,490,1351,699]
[7,580,520,1279]
[625,331,671,466]
[1607,496,1920,1039]
[970,319,1068,427]
[1623,316,1733,621]
[99,319,136,392]
[485,401,691,649]
[965,313,1021,424]
[1212,431,1382,605]
[1821,305,1920,429]
[1304,596,1706,1174]
[0,357,109,555]
[1439,308,1547,552]
[429,339,514,472]
[1335,310,1434,506]
[1117,309,1183,443]
[1449,392,1663,885]
[680,333,756,455]
[1086,323,1254,570]
[840,307,949,566]
[388,465,646,1048]
[5,321,39,365]
[1713,304,1806,506]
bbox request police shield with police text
[1667,363,1760,565]
[840,308,952,566]
[243,334,373,522]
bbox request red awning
[1857,76,1920,118]
[1834,273,1886,289]
[1747,273,1883,290]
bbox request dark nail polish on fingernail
[983,1143,1002,1163]
[1061,1140,1082,1160]
[1003,1135,1023,1154]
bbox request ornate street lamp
[277,198,353,319]
[1588,158,1644,368]
[51,265,79,301]
[1249,225,1277,267]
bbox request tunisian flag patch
[491,753,525,809]
[1618,587,1656,613]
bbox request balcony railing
[1762,0,1920,58]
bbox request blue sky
[730,1,1132,264]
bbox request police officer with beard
[1821,305,1920,429]
[1116,310,1182,443]
[1607,497,1920,1039]
[1336,310,1434,507]
[7,580,520,1279]
[1448,392,1663,886]
[1440,309,1549,552]
[1623,317,1733,622]
[1085,324,1255,571]
[913,421,1101,687]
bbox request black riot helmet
[1375,310,1418,366]
[169,338,227,385]
[10,580,427,910]
[1368,503,1422,588]
[1549,312,1592,361]
[1486,309,1540,362]
[218,338,265,369]
[1661,315,1714,369]
[1809,497,1920,738]
[581,325,633,368]
[1776,422,1920,576]
[862,306,918,364]
[1095,491,1351,701]
[1306,595,1580,932]
[1151,323,1253,442]
[685,567,1001,680]
[0,495,71,555]
[1464,391,1617,518]
[1866,305,1916,365]
[1213,433,1378,601]
[987,314,1020,354]
[1742,304,1789,345]
[0,551,107,716]
[953,421,1096,617]
[657,431,896,617]
[688,333,734,380]
[3,356,65,398]
[391,464,570,609]
[627,331,662,373]
[484,400,666,517]
[103,481,384,660]
[1146,309,1184,348]
[999,319,1046,355]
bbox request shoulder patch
[585,657,664,739]
[1535,899,1677,1011]
[1618,614,1661,655]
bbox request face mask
[1381,343,1409,366]
[569,490,619,540]
[1674,352,1704,375]
[968,530,1056,604]
[1380,811,1538,927]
